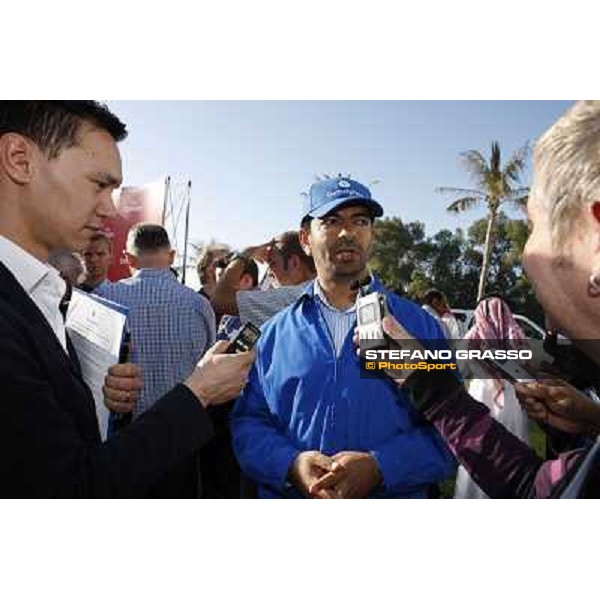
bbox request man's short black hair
[126,223,171,255]
[234,254,259,287]
[300,201,376,230]
[300,216,313,229]
[422,288,445,305]
[217,253,259,288]
[0,101,127,158]
[275,231,315,274]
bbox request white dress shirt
[0,235,67,351]
[314,280,356,357]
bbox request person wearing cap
[231,176,455,498]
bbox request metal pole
[161,176,171,226]
[181,180,191,285]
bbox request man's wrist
[183,379,210,408]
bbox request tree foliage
[369,214,543,324]
[437,141,530,300]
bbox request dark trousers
[199,404,243,498]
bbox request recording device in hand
[226,322,261,354]
[111,330,133,431]
[353,276,390,352]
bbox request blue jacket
[231,277,456,498]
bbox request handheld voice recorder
[353,276,390,352]
[226,322,262,354]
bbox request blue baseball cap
[302,177,384,222]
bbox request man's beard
[328,242,369,281]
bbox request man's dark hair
[300,216,313,229]
[0,101,127,158]
[126,223,171,255]
[225,254,259,287]
[422,288,445,305]
[276,231,315,274]
[300,201,376,230]
[237,255,259,287]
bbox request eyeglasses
[214,256,230,270]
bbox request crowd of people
[1,99,600,498]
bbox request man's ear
[299,227,312,256]
[125,252,139,271]
[0,133,38,185]
[589,202,600,254]
[591,201,600,226]
[168,249,176,266]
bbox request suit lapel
[0,262,84,381]
[65,332,82,376]
[1,261,102,443]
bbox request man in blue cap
[231,176,455,498]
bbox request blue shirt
[231,276,456,498]
[97,269,216,417]
[217,315,242,341]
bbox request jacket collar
[297,273,385,303]
[0,262,83,380]
[132,268,175,280]
[0,235,63,297]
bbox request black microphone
[350,275,372,295]
[111,330,133,432]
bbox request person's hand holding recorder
[185,341,255,408]
[516,379,600,436]
[354,314,426,384]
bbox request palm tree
[437,141,530,302]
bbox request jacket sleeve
[230,362,300,493]
[368,295,457,491]
[371,417,456,492]
[405,369,584,498]
[0,314,214,498]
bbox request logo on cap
[338,180,351,189]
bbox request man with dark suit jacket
[0,101,254,498]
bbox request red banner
[104,179,166,281]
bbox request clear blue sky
[107,101,572,255]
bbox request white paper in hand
[66,290,129,440]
